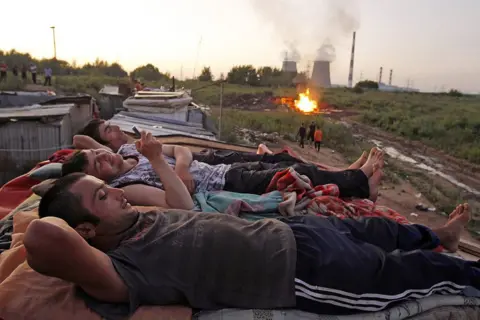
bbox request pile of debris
[223,92,278,110]
[236,128,280,145]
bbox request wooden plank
[459,239,480,258]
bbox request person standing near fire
[307,121,316,145]
[296,123,307,148]
[314,126,323,152]
[0,61,7,82]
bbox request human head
[62,149,125,181]
[79,119,128,152]
[39,173,136,239]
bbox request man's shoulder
[117,143,137,155]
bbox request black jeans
[44,76,51,86]
[299,136,305,148]
[223,162,369,198]
[192,150,304,166]
[32,73,37,84]
[314,141,321,152]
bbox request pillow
[31,179,57,197]
[28,163,63,181]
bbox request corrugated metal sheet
[0,104,73,119]
[0,92,56,108]
[0,120,63,184]
[109,112,216,140]
[0,99,94,185]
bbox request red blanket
[0,149,74,219]
[266,167,445,251]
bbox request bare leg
[348,151,368,170]
[433,204,470,252]
[257,144,273,155]
[360,148,383,178]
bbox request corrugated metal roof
[0,104,74,119]
[0,92,56,108]
[109,112,216,140]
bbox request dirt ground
[282,139,480,260]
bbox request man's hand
[175,165,195,194]
[135,131,163,161]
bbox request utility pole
[50,26,57,60]
[218,82,224,140]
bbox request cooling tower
[281,60,298,73]
[311,60,331,88]
[347,31,356,88]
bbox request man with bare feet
[25,173,480,319]
[62,131,383,207]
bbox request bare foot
[433,204,470,252]
[348,151,368,170]
[368,164,384,202]
[257,144,273,155]
[360,148,383,178]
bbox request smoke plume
[249,0,359,63]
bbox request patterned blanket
[194,167,410,225]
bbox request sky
[2,0,479,93]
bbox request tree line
[1,49,299,87]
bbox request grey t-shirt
[110,144,230,192]
[81,210,297,319]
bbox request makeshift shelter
[0,97,94,184]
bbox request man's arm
[136,132,194,210]
[162,145,193,168]
[122,184,170,207]
[24,217,128,303]
[148,156,194,209]
[73,135,112,151]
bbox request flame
[294,89,318,113]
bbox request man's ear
[74,223,96,240]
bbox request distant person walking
[12,65,19,77]
[314,127,323,152]
[30,63,37,84]
[307,121,316,145]
[44,67,52,86]
[0,61,8,82]
[296,123,307,148]
[21,64,28,81]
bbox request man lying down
[74,118,367,174]
[62,131,384,209]
[25,172,479,319]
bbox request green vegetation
[2,49,479,164]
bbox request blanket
[0,149,74,220]
[195,167,410,225]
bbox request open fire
[272,88,319,114]
[294,89,318,113]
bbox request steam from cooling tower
[315,40,336,62]
[248,0,360,71]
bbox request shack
[0,97,94,184]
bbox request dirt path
[282,140,480,259]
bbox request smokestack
[347,31,356,88]
[378,67,383,84]
[389,69,393,85]
[311,60,331,88]
[282,60,298,73]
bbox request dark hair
[62,151,89,176]
[39,173,100,227]
[78,119,108,145]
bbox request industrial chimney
[378,67,383,84]
[389,69,393,85]
[282,60,297,73]
[311,60,331,88]
[347,31,356,88]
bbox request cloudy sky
[2,0,479,92]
